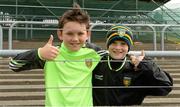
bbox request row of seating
[0,57,180,106]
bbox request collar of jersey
[57,42,99,61]
[60,42,87,57]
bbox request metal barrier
[161,25,180,51]
[0,21,180,51]
[0,50,28,57]
[0,21,19,50]
[0,25,2,50]
[6,22,158,50]
[1,50,180,57]
[8,21,57,49]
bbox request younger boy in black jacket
[92,24,173,106]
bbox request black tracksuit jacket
[92,53,173,106]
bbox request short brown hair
[58,3,90,29]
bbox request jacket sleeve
[137,57,173,96]
[85,42,102,52]
[9,49,45,72]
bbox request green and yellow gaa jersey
[44,43,100,107]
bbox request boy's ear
[57,30,63,41]
[87,31,91,39]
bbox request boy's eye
[120,42,126,45]
[65,32,84,36]
[66,32,73,36]
[78,32,84,36]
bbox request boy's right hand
[38,35,59,60]
[130,50,145,71]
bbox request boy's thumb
[141,50,145,56]
[47,35,54,45]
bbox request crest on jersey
[85,59,92,68]
[123,76,131,87]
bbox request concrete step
[2,78,180,83]
[0,67,179,72]
[0,89,179,98]
[0,88,44,93]
[0,92,44,97]
[0,69,42,73]
[1,72,179,79]
[0,100,44,106]
[146,90,180,98]
[3,68,178,74]
[0,59,10,65]
[173,78,180,83]
[0,80,44,85]
[164,70,180,73]
[0,95,43,102]
[143,98,180,106]
[168,90,180,95]
[0,73,43,76]
[157,61,180,64]
[0,85,45,90]
[168,73,180,78]
[160,65,180,68]
[0,79,44,82]
[0,84,179,90]
[0,73,44,79]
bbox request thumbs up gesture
[130,50,145,71]
[38,35,59,60]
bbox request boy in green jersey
[9,3,100,106]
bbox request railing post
[8,21,58,50]
[0,25,3,49]
[161,25,180,51]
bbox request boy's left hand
[130,50,145,70]
[38,35,59,60]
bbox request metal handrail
[1,50,180,57]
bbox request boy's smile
[108,40,128,59]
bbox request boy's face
[58,21,90,51]
[108,40,128,59]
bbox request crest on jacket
[85,59,92,68]
[123,76,131,87]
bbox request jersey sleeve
[9,49,45,72]
[137,57,173,96]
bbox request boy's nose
[72,35,79,41]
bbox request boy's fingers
[52,48,59,55]
[130,55,136,63]
[51,46,59,53]
[130,55,136,60]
